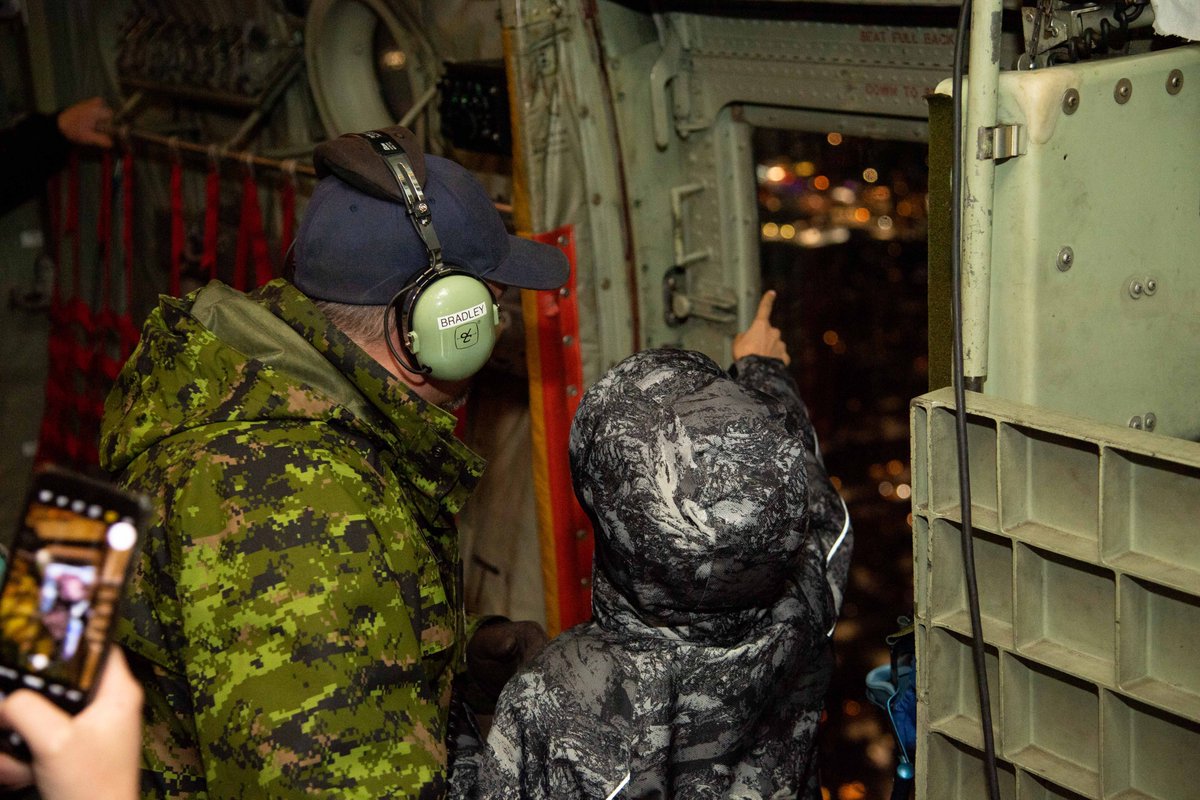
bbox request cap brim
[486,234,571,290]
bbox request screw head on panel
[1062,88,1080,114]
[1128,279,1144,299]
[1129,415,1144,430]
[1167,69,1184,95]
[1114,78,1132,104]
[1143,412,1157,432]
[1056,247,1074,271]
[1144,278,1157,295]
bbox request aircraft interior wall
[4,2,1196,798]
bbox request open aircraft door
[503,1,980,635]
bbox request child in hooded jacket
[452,291,852,799]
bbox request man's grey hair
[314,300,388,346]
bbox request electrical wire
[1026,0,1052,68]
[950,2,1002,799]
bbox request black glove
[466,619,548,703]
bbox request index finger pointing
[754,290,777,323]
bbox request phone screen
[0,468,145,712]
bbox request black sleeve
[730,355,853,613]
[727,355,815,450]
[0,111,72,216]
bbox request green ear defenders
[385,267,499,381]
[356,130,500,381]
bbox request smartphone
[0,466,147,720]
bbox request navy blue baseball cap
[293,151,569,304]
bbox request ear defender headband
[355,130,500,381]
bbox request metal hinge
[977,123,1026,161]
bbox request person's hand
[732,289,790,365]
[56,97,114,149]
[0,648,142,800]
[466,620,548,702]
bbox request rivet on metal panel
[1114,78,1132,104]
[559,287,570,298]
[1062,89,1080,115]
[1128,279,1144,298]
[1056,247,1073,272]
[580,577,592,588]
[566,385,578,397]
[1143,413,1157,431]
[1128,415,1144,430]
[1167,70,1183,95]
[557,234,569,247]
[1144,278,1158,295]
[574,529,588,540]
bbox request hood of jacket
[569,348,810,644]
[100,279,481,514]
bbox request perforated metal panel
[912,387,1200,800]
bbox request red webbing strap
[233,168,272,290]
[80,152,122,467]
[280,161,297,270]
[36,165,69,466]
[169,158,185,296]
[232,173,250,291]
[68,152,82,302]
[96,151,115,318]
[202,159,221,281]
[64,152,92,381]
[121,150,134,310]
[47,173,62,309]
[118,149,139,360]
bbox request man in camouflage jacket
[99,129,565,798]
[455,292,852,799]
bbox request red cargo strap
[280,159,297,269]
[234,163,272,290]
[118,148,139,360]
[37,165,70,466]
[202,151,221,281]
[94,153,119,371]
[169,151,185,296]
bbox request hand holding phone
[0,647,142,800]
[0,466,147,762]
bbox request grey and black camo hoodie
[456,348,852,800]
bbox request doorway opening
[754,127,929,800]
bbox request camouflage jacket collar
[252,280,483,514]
[102,279,482,515]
